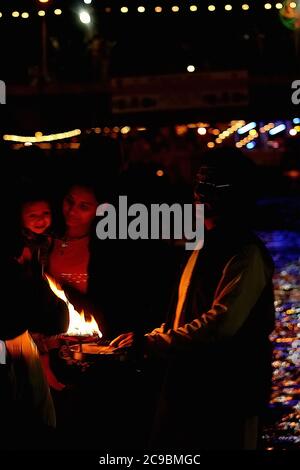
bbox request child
[15,192,66,392]
[16,197,52,275]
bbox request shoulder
[226,237,274,280]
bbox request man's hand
[110,332,134,349]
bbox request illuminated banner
[111,71,248,114]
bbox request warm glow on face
[45,275,102,337]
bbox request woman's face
[22,201,52,234]
[63,186,98,231]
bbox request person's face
[194,168,219,217]
[22,201,52,234]
[63,186,98,231]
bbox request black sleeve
[0,260,69,340]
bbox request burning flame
[45,274,102,338]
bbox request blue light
[293,118,300,124]
[237,122,257,135]
[269,124,286,136]
[246,142,256,150]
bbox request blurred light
[113,127,120,133]
[293,118,300,124]
[187,65,195,72]
[103,127,110,134]
[94,127,101,134]
[190,5,198,12]
[237,122,257,135]
[212,129,220,135]
[215,138,222,144]
[156,170,164,177]
[225,5,232,11]
[84,0,92,4]
[246,142,256,149]
[54,9,62,15]
[155,6,162,12]
[197,127,207,135]
[12,11,20,17]
[21,12,29,19]
[3,129,81,143]
[208,5,216,12]
[290,2,297,8]
[269,124,286,135]
[79,10,91,24]
[137,6,146,12]
[249,129,257,136]
[276,2,283,8]
[264,3,272,9]
[121,126,131,134]
[242,4,250,10]
[105,7,112,13]
[24,142,32,147]
[38,0,49,3]
[172,6,180,12]
[289,129,297,136]
[0,13,2,18]
[121,7,128,13]
[38,10,46,16]
[207,142,215,148]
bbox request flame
[45,274,102,338]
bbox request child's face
[22,201,52,234]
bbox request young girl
[16,195,53,275]
[15,191,66,392]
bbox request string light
[21,12,29,19]
[137,6,146,13]
[54,9,62,16]
[12,11,20,18]
[242,4,250,10]
[155,6,162,13]
[276,3,283,8]
[208,5,216,12]
[187,65,195,72]
[225,5,233,11]
[264,3,272,9]
[171,6,180,12]
[190,5,198,12]
[3,129,81,143]
[121,7,129,13]
[38,10,46,16]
